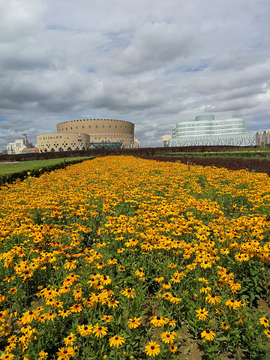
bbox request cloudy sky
[0,0,269,149]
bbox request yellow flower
[56,347,73,360]
[169,344,178,353]
[225,299,241,310]
[108,299,119,308]
[102,315,113,323]
[128,317,141,329]
[200,286,212,294]
[70,304,83,313]
[201,329,216,341]
[109,335,125,347]
[120,288,135,298]
[38,350,48,359]
[150,316,167,327]
[205,294,221,306]
[77,324,93,337]
[161,331,177,344]
[145,341,160,357]
[260,317,269,328]
[92,324,107,338]
[221,321,230,330]
[64,332,76,346]
[195,308,208,321]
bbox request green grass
[0,157,92,175]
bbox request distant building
[7,134,30,154]
[37,119,137,152]
[169,115,255,147]
[7,139,26,154]
[133,138,140,148]
[162,135,171,147]
[22,148,39,154]
[255,130,270,146]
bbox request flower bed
[0,156,270,359]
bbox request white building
[7,140,26,154]
[169,115,255,147]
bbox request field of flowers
[0,156,270,360]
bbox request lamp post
[78,134,82,150]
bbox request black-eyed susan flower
[221,321,230,330]
[38,350,48,360]
[161,331,177,344]
[145,341,160,357]
[109,335,125,347]
[0,353,15,360]
[195,308,208,321]
[163,292,172,300]
[107,258,117,266]
[92,324,107,338]
[102,315,113,323]
[260,317,269,328]
[170,296,181,304]
[21,310,38,324]
[108,299,119,308]
[205,294,221,305]
[64,332,76,346]
[150,316,167,327]
[77,324,92,337]
[56,347,73,360]
[58,309,71,318]
[162,281,171,290]
[120,288,135,298]
[169,344,178,353]
[201,329,216,341]
[8,288,17,294]
[200,286,212,294]
[225,299,241,310]
[128,317,141,329]
[135,268,144,277]
[70,304,83,313]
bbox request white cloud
[0,0,269,148]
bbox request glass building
[169,115,255,146]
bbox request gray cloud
[109,22,198,75]
[0,0,269,148]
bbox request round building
[37,118,135,152]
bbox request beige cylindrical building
[56,119,134,147]
[37,119,136,152]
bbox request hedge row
[139,156,270,176]
[165,150,270,159]
[0,158,94,187]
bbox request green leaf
[216,336,228,341]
